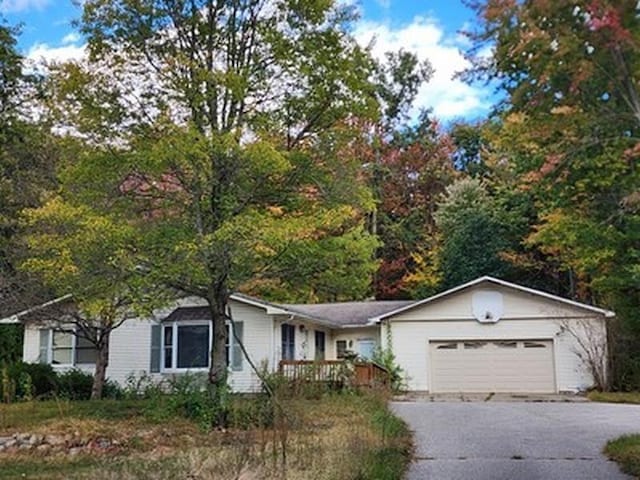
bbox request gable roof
[370,276,615,323]
[229,292,288,314]
[0,294,73,324]
[168,294,415,328]
[283,300,413,327]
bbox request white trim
[161,320,212,373]
[369,276,615,324]
[159,318,242,373]
[40,327,97,367]
[230,293,284,313]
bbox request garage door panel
[430,340,555,393]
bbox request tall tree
[0,19,57,323]
[20,196,165,399]
[432,177,520,289]
[464,0,640,387]
[356,51,442,299]
[52,0,383,414]
[373,115,456,299]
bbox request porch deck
[278,359,389,388]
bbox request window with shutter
[281,324,295,360]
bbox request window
[524,341,547,349]
[52,331,73,364]
[336,340,347,359]
[162,321,210,371]
[75,336,98,364]
[494,341,517,349]
[358,339,376,360]
[436,342,458,350]
[39,329,98,366]
[315,331,326,361]
[281,324,295,360]
[157,320,243,372]
[177,324,209,369]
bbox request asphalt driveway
[391,400,640,480]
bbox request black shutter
[150,324,161,373]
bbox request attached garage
[429,339,555,393]
[374,276,614,394]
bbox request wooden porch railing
[278,359,389,388]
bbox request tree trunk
[91,332,109,400]
[208,285,229,425]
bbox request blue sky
[1,0,491,121]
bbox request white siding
[271,318,380,361]
[385,283,608,392]
[392,285,594,321]
[389,314,606,393]
[331,327,380,358]
[272,315,332,362]
[107,318,155,385]
[227,300,273,393]
[21,298,276,394]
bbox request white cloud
[0,0,47,13]
[62,32,81,45]
[353,16,491,120]
[27,42,86,66]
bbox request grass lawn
[588,391,640,404]
[0,392,411,480]
[605,435,640,478]
[590,392,640,477]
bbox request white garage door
[430,340,556,393]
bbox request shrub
[2,362,58,400]
[57,369,94,400]
[103,379,123,399]
[141,372,221,429]
[57,368,122,400]
[167,373,220,428]
[0,362,122,402]
[371,347,406,392]
[123,371,166,399]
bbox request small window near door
[358,339,376,360]
[436,342,458,350]
[524,341,547,349]
[336,340,347,359]
[281,324,295,360]
[494,341,517,349]
[315,331,326,361]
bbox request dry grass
[0,392,410,480]
[588,391,640,404]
